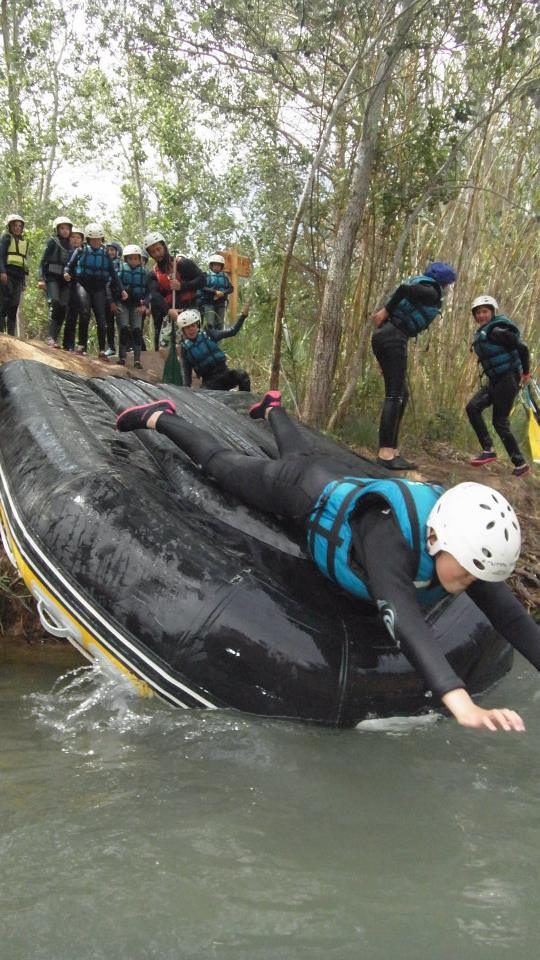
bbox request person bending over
[370,260,457,471]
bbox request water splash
[355,712,441,735]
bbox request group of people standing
[0,214,245,383]
[371,261,532,478]
[0,217,534,474]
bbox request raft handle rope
[32,584,84,643]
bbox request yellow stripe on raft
[0,503,153,698]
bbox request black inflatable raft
[0,360,512,725]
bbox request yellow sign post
[220,247,252,320]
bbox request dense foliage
[1,0,538,441]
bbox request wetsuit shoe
[116,399,176,432]
[249,391,282,420]
[512,463,530,477]
[376,455,417,471]
[470,451,497,466]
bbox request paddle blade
[162,324,183,386]
[528,408,540,463]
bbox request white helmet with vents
[85,222,105,239]
[177,309,201,329]
[427,482,521,582]
[471,295,498,314]
[143,231,166,251]
[123,244,143,258]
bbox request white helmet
[53,215,72,230]
[427,482,521,582]
[123,244,143,258]
[71,226,85,237]
[85,222,105,239]
[143,231,166,251]
[209,254,225,266]
[177,309,201,329]
[6,213,25,228]
[471,295,498,314]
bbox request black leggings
[371,322,409,448]
[156,407,352,520]
[466,372,524,465]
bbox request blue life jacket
[472,315,522,381]
[307,477,446,608]
[75,244,111,281]
[182,332,227,377]
[118,263,148,301]
[206,270,231,292]
[390,275,443,337]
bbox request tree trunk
[301,0,426,426]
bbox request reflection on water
[1,654,540,959]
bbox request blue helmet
[106,240,123,257]
[424,261,457,286]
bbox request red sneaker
[116,399,176,432]
[249,391,282,420]
[470,451,497,466]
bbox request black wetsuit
[372,281,441,448]
[155,407,540,700]
[466,325,530,466]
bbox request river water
[2,650,540,960]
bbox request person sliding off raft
[173,306,251,391]
[371,261,457,471]
[466,295,531,478]
[116,393,540,732]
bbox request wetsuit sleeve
[108,260,124,299]
[177,258,206,293]
[38,239,56,279]
[517,342,530,375]
[488,325,521,349]
[350,509,465,698]
[467,580,540,668]
[212,312,247,342]
[0,234,10,273]
[385,281,441,312]
[64,249,81,277]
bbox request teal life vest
[390,275,443,337]
[307,477,446,608]
[472,315,522,381]
[118,263,148,301]
[182,332,227,377]
[75,244,111,281]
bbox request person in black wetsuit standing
[116,391,540,733]
[466,295,531,478]
[371,261,457,471]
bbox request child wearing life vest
[200,254,234,331]
[0,214,29,336]
[62,227,85,351]
[116,245,149,368]
[143,231,206,350]
[64,223,127,360]
[38,215,73,347]
[104,241,123,357]
[174,305,251,391]
[370,261,457,470]
[466,295,531,477]
[116,393,540,733]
